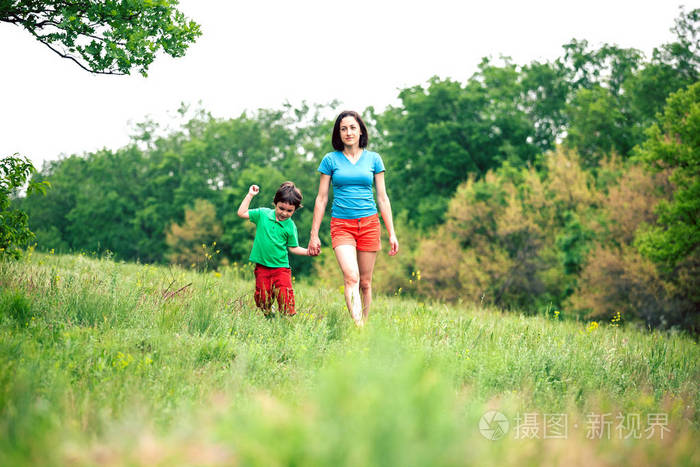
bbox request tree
[567,138,696,330]
[520,60,571,150]
[415,164,551,309]
[634,81,700,269]
[570,245,678,328]
[0,0,201,75]
[62,147,150,258]
[565,85,639,165]
[562,8,699,165]
[627,6,699,128]
[1,155,48,258]
[166,199,223,270]
[378,61,543,229]
[558,40,645,165]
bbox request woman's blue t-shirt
[318,150,385,219]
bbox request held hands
[248,185,260,196]
[307,235,321,257]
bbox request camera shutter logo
[479,411,509,440]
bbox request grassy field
[0,252,698,466]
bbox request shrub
[166,199,224,271]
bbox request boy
[237,182,309,316]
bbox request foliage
[165,199,223,270]
[0,0,201,75]
[555,211,594,276]
[634,81,700,268]
[569,245,697,330]
[67,147,151,258]
[597,162,672,246]
[369,212,423,296]
[0,155,48,259]
[377,59,547,228]
[569,157,696,331]
[622,81,700,331]
[564,85,638,165]
[563,8,699,167]
[376,8,698,227]
[410,140,696,331]
[414,149,599,312]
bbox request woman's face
[339,116,362,148]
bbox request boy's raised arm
[237,185,259,219]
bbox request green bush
[0,289,33,324]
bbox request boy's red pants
[254,264,296,315]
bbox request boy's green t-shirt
[248,208,299,268]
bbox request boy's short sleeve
[373,152,386,173]
[318,153,334,175]
[287,222,299,248]
[248,208,261,224]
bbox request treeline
[18,105,331,277]
[15,9,699,331]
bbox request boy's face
[274,201,296,222]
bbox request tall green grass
[0,253,698,465]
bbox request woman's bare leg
[333,245,363,325]
[357,251,378,320]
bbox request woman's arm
[308,174,330,256]
[375,172,399,256]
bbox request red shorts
[330,214,381,251]
[254,264,296,316]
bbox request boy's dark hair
[331,110,369,151]
[274,181,303,209]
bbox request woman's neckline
[340,149,365,166]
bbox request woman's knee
[343,270,360,287]
[359,277,372,292]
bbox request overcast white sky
[0,1,688,169]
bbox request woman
[308,110,399,326]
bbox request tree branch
[31,31,124,75]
